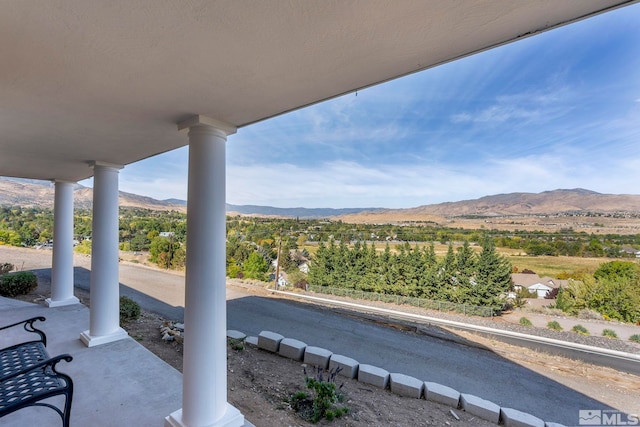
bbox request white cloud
[450,86,573,125]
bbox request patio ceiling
[1,0,636,183]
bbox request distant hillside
[338,189,640,224]
[2,178,639,220]
[402,189,640,216]
[226,204,379,218]
[0,178,187,212]
[0,178,378,217]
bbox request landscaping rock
[227,330,246,340]
[245,336,258,346]
[424,381,460,408]
[257,331,284,353]
[278,338,307,361]
[303,346,332,369]
[460,393,501,423]
[501,407,545,427]
[357,364,390,389]
[390,373,423,399]
[329,354,359,379]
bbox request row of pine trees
[308,236,513,309]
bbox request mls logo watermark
[579,410,639,426]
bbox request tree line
[2,208,639,261]
[308,238,512,310]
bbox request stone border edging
[228,329,566,427]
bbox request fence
[302,284,496,317]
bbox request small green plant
[289,391,309,412]
[290,366,349,423]
[519,317,533,326]
[630,334,640,344]
[510,294,527,309]
[119,295,141,325]
[602,329,618,339]
[547,321,563,331]
[228,337,245,351]
[572,324,590,336]
[0,271,37,297]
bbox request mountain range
[1,177,639,219]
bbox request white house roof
[513,273,566,289]
[1,1,635,182]
[528,283,553,291]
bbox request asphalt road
[1,247,624,426]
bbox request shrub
[74,240,92,254]
[0,263,14,275]
[630,334,640,344]
[545,288,559,299]
[291,366,348,423]
[0,271,37,297]
[228,337,245,351]
[226,263,243,279]
[519,317,533,326]
[119,295,141,325]
[547,320,563,331]
[571,324,590,336]
[602,329,618,339]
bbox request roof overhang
[1,0,636,182]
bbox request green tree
[594,261,640,282]
[472,236,512,308]
[244,251,269,281]
[456,240,476,277]
[149,236,181,269]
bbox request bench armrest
[0,316,47,346]
[0,353,73,383]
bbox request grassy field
[504,254,609,277]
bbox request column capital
[51,179,76,185]
[89,161,124,170]
[177,115,237,136]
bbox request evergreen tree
[308,241,331,287]
[473,236,512,308]
[456,240,476,277]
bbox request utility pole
[274,228,282,289]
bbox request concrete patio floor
[0,297,253,427]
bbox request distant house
[620,246,640,258]
[527,283,553,298]
[511,273,566,299]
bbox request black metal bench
[0,316,73,426]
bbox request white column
[46,180,80,307]
[165,116,244,427]
[80,162,128,347]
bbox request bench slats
[0,317,73,427]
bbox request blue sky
[113,4,640,209]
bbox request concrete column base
[164,404,245,427]
[80,327,128,347]
[45,296,80,308]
